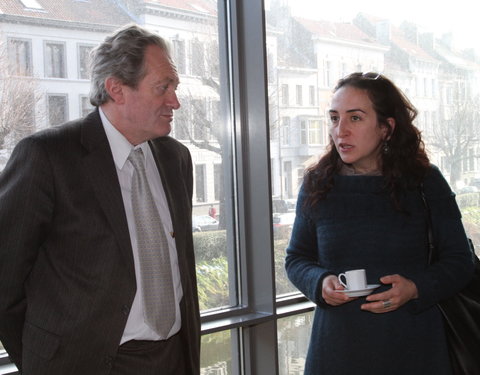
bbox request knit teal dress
[286,165,474,375]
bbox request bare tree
[428,98,480,185]
[0,36,40,150]
[176,78,222,155]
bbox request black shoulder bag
[420,185,480,374]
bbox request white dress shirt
[99,108,183,343]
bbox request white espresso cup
[338,269,367,290]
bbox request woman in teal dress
[285,72,475,374]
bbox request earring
[383,141,390,154]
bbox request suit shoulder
[20,119,84,146]
[151,136,191,157]
[16,111,101,152]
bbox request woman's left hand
[360,274,418,313]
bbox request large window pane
[7,38,32,76]
[47,94,68,126]
[78,44,94,79]
[201,331,233,374]
[277,312,313,375]
[44,41,66,78]
[0,0,236,368]
[2,0,479,373]
[266,0,480,301]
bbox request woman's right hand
[322,274,356,306]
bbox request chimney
[375,20,391,44]
[400,22,419,45]
[419,32,435,51]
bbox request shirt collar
[99,107,149,170]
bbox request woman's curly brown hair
[304,72,430,210]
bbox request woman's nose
[337,118,350,136]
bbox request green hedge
[193,230,295,309]
[456,192,480,209]
[193,230,227,262]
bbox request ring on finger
[383,300,392,309]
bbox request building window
[300,121,307,144]
[281,84,289,106]
[80,96,94,117]
[172,39,186,75]
[267,51,276,83]
[324,60,331,87]
[192,99,207,140]
[296,85,303,106]
[283,161,292,197]
[45,42,66,78]
[210,100,220,141]
[214,164,222,201]
[191,39,205,76]
[308,119,321,145]
[19,0,43,9]
[281,117,290,145]
[207,41,220,78]
[309,85,315,106]
[78,44,94,79]
[195,164,206,203]
[340,62,347,78]
[48,94,68,126]
[8,38,32,76]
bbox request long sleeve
[0,136,54,367]
[285,186,333,305]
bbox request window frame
[47,93,69,126]
[198,1,313,374]
[44,40,67,78]
[7,37,33,76]
[77,43,95,80]
[0,0,313,373]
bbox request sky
[268,0,479,52]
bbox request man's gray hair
[89,23,170,106]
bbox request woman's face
[328,86,394,174]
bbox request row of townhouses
[1,0,479,213]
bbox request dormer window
[19,0,43,10]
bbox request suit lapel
[80,110,136,281]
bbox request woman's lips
[339,143,353,152]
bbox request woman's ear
[104,76,125,104]
[384,117,396,140]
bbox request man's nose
[167,91,180,110]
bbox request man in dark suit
[0,24,200,375]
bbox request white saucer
[336,284,381,297]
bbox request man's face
[120,44,180,145]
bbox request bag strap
[419,183,436,265]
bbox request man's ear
[105,77,125,104]
[384,117,396,140]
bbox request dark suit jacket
[0,109,200,374]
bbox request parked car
[285,198,297,211]
[272,198,289,213]
[192,215,219,232]
[272,212,296,239]
[458,186,479,194]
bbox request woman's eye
[351,115,361,121]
